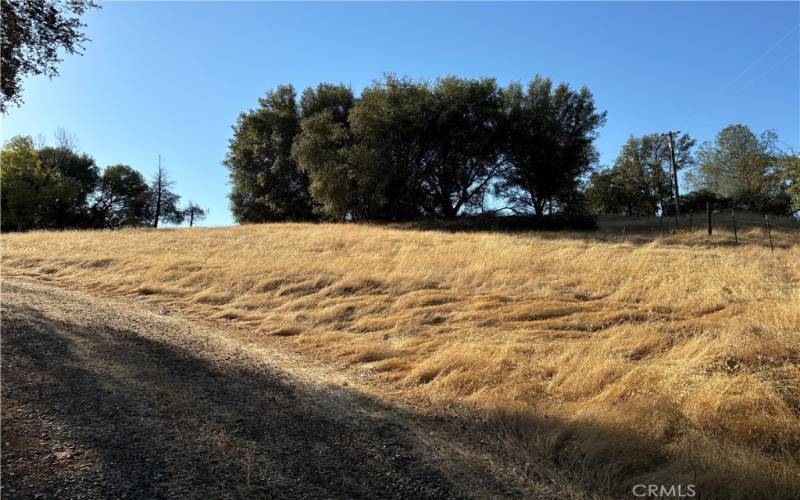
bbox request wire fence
[597,208,800,251]
[727,212,782,252]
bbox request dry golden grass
[3,223,799,497]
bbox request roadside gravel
[2,279,466,499]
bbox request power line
[720,24,799,93]
[738,46,800,92]
[680,23,800,128]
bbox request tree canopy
[586,133,694,216]
[779,152,800,215]
[37,145,99,227]
[688,125,790,213]
[235,74,608,222]
[1,0,98,112]
[497,76,606,215]
[1,134,204,231]
[586,124,794,217]
[1,136,50,231]
[293,76,509,220]
[225,85,316,223]
[91,164,151,228]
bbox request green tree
[497,76,606,215]
[225,85,316,222]
[688,125,786,212]
[342,75,433,219]
[680,189,732,214]
[1,0,98,112]
[291,83,365,220]
[1,134,105,231]
[37,145,99,227]
[1,135,52,230]
[585,133,694,216]
[585,168,649,216]
[90,164,150,228]
[422,76,507,218]
[250,74,609,221]
[294,76,507,220]
[300,83,355,124]
[294,76,422,220]
[778,152,800,215]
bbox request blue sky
[3,1,798,227]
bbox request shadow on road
[3,303,467,499]
[1,282,790,499]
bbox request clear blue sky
[3,1,799,227]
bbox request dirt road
[1,278,567,499]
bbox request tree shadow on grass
[1,300,793,499]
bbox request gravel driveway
[2,278,472,499]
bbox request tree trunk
[532,198,545,216]
[153,186,161,228]
[153,157,162,228]
[439,191,457,219]
[441,203,457,219]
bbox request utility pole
[665,131,681,229]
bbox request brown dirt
[1,277,585,499]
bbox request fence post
[765,214,774,254]
[731,209,737,244]
[706,202,712,237]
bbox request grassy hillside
[4,224,800,497]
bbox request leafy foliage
[37,146,99,227]
[1,0,98,112]
[1,136,51,230]
[1,135,200,231]
[586,133,694,216]
[281,75,608,221]
[779,153,800,215]
[0,136,105,231]
[688,125,789,213]
[294,76,552,220]
[300,83,355,124]
[679,189,732,213]
[225,85,316,223]
[294,76,426,220]
[91,164,150,228]
[497,76,606,215]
